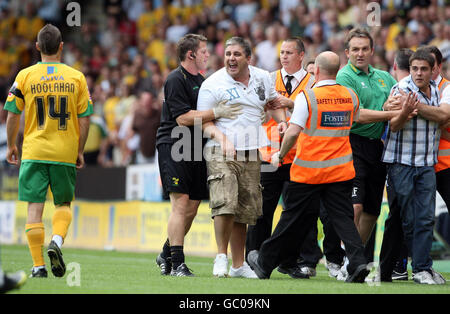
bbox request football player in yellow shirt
[4,24,93,278]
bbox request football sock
[32,265,46,272]
[52,206,72,244]
[161,238,171,259]
[52,235,63,248]
[25,223,45,267]
[170,246,184,269]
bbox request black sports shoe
[392,270,408,281]
[170,263,194,277]
[47,240,66,277]
[277,264,310,279]
[247,250,270,279]
[30,267,48,278]
[346,264,370,283]
[0,271,27,293]
[156,254,172,276]
[392,260,408,280]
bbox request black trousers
[246,164,291,254]
[257,179,366,277]
[320,205,346,265]
[246,164,329,268]
[437,168,450,211]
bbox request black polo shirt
[156,66,205,148]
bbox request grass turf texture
[2,244,449,294]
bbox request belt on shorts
[211,146,259,161]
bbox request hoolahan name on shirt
[30,81,75,94]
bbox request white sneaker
[213,253,228,277]
[326,261,342,278]
[413,270,437,285]
[228,262,258,278]
[431,268,446,285]
[336,257,349,281]
[365,267,381,284]
[300,266,316,277]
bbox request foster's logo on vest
[321,111,352,127]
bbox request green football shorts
[18,161,77,205]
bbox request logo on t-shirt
[226,87,240,101]
[254,83,266,101]
[320,111,352,127]
[47,66,57,75]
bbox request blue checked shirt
[382,75,441,166]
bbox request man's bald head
[315,51,340,77]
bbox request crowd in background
[0,0,449,167]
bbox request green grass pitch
[2,244,449,294]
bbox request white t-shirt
[197,65,278,150]
[290,80,338,128]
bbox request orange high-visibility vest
[290,84,360,184]
[436,77,450,173]
[259,70,315,164]
[438,77,450,96]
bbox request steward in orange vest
[259,70,315,164]
[290,84,359,184]
[436,75,450,213]
[436,76,450,174]
[247,52,370,282]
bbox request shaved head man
[248,51,371,283]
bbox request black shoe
[392,260,408,280]
[156,254,172,276]
[47,241,66,277]
[0,271,27,293]
[277,264,310,279]
[392,270,408,281]
[170,263,195,277]
[346,264,370,283]
[30,267,48,278]
[247,250,270,279]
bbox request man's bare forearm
[269,108,287,124]
[279,124,303,158]
[355,108,398,124]
[176,109,216,127]
[6,112,20,148]
[417,102,447,124]
[78,116,90,154]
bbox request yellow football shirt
[4,62,93,166]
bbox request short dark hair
[395,48,414,72]
[284,37,305,54]
[177,34,207,62]
[421,45,443,66]
[37,24,62,55]
[410,48,435,69]
[225,37,252,58]
[345,27,373,49]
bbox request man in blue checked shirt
[382,48,449,285]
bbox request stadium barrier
[0,199,390,259]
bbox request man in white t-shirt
[197,37,287,278]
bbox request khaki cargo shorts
[205,146,263,225]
